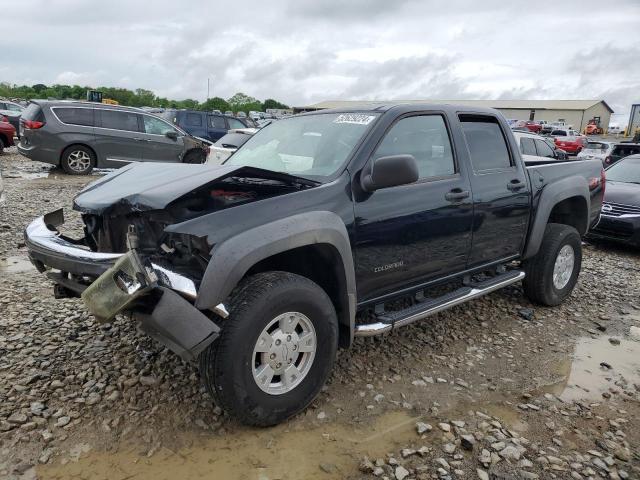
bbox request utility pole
[207,78,210,101]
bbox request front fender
[195,211,357,335]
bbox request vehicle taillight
[23,120,45,129]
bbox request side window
[7,103,23,112]
[227,118,245,129]
[520,137,537,155]
[98,110,140,132]
[54,108,94,127]
[186,113,202,126]
[373,115,455,179]
[143,116,176,135]
[535,139,555,158]
[459,114,512,171]
[209,115,226,129]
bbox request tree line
[0,83,290,114]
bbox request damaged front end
[24,163,316,360]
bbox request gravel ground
[1,146,639,479]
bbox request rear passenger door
[207,115,228,141]
[94,109,144,166]
[459,114,530,267]
[182,112,206,138]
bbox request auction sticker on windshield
[333,114,377,125]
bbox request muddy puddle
[542,335,640,402]
[38,411,421,480]
[0,255,35,274]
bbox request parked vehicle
[513,120,542,133]
[552,130,586,154]
[512,131,566,162]
[608,124,624,135]
[224,111,233,117]
[577,141,614,165]
[206,128,257,164]
[590,154,640,246]
[236,111,247,118]
[160,109,250,143]
[17,101,210,175]
[0,117,16,152]
[0,100,24,114]
[549,121,574,131]
[609,143,640,165]
[25,104,604,426]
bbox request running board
[354,270,525,337]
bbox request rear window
[215,133,252,149]
[98,110,140,132]
[460,114,512,171]
[209,115,226,129]
[53,107,94,126]
[586,142,607,151]
[186,113,202,126]
[551,130,567,136]
[22,103,45,122]
[613,145,640,157]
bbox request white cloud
[3,0,640,118]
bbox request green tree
[262,98,289,110]
[227,92,261,114]
[200,96,230,112]
[32,83,47,94]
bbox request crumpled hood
[73,162,316,214]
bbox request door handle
[507,180,526,191]
[133,137,149,142]
[445,189,470,201]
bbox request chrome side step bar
[354,270,525,337]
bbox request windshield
[585,142,607,151]
[606,156,640,183]
[225,112,379,180]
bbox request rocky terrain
[0,146,639,479]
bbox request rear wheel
[523,223,581,306]
[199,271,338,426]
[60,145,95,175]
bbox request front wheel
[523,223,582,306]
[183,149,206,164]
[199,271,338,426]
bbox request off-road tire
[199,271,339,426]
[523,223,581,306]
[183,149,206,164]
[60,145,95,175]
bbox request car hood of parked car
[73,162,319,215]
[603,180,640,206]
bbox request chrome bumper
[24,211,227,318]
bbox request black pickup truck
[25,104,604,426]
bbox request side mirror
[360,154,419,192]
[165,130,178,141]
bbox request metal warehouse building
[293,99,613,132]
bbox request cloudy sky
[4,0,640,120]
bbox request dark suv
[610,143,640,165]
[17,101,210,175]
[160,109,251,142]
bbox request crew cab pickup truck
[25,104,605,426]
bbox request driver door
[353,113,474,303]
[139,114,185,162]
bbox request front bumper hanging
[24,209,226,360]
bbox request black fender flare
[195,211,357,341]
[523,175,590,259]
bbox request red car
[553,131,586,154]
[0,115,16,153]
[513,120,542,133]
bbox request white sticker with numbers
[333,114,377,125]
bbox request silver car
[577,141,614,166]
